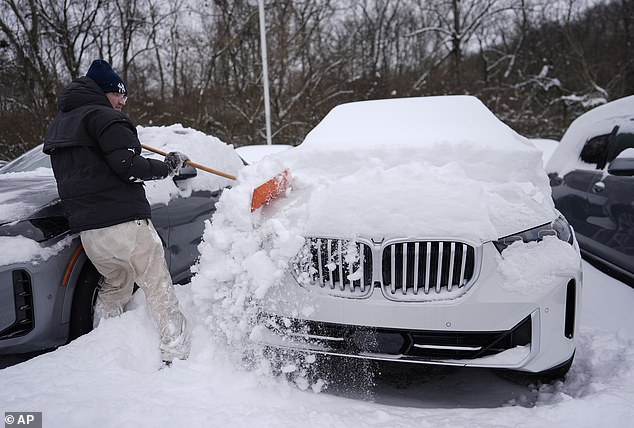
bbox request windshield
[0,144,51,174]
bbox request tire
[68,263,102,341]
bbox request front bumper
[254,242,582,373]
[0,239,85,354]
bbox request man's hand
[164,151,190,176]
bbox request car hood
[229,142,556,243]
[0,169,59,224]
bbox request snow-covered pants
[80,219,189,362]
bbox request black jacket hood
[57,77,111,112]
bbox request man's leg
[80,225,136,328]
[129,220,189,362]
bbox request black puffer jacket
[43,77,169,233]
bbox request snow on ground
[0,262,633,428]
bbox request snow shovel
[140,144,289,211]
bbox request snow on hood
[0,168,57,224]
[546,95,634,175]
[211,96,555,243]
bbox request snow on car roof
[235,144,293,164]
[138,124,244,205]
[546,95,634,175]
[301,95,534,151]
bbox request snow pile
[497,236,581,295]
[235,144,294,164]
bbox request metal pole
[258,0,272,145]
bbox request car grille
[381,240,476,300]
[293,238,479,301]
[261,314,532,360]
[292,238,373,297]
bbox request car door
[583,133,634,274]
[551,132,613,240]
[166,188,222,284]
[151,203,171,268]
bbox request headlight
[493,215,573,253]
[0,216,70,243]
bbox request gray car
[0,141,234,356]
[547,95,634,285]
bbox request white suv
[198,96,583,381]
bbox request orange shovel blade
[251,170,289,212]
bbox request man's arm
[98,121,170,182]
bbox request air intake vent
[0,270,35,340]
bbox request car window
[607,132,634,163]
[614,147,634,159]
[0,144,51,174]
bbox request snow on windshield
[0,168,56,224]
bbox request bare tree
[412,0,515,90]
[0,0,58,107]
[36,0,103,80]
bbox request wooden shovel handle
[141,144,236,180]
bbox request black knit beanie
[86,60,128,96]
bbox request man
[43,59,190,365]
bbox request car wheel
[68,263,101,341]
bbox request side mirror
[173,164,198,181]
[548,172,563,186]
[607,158,634,176]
